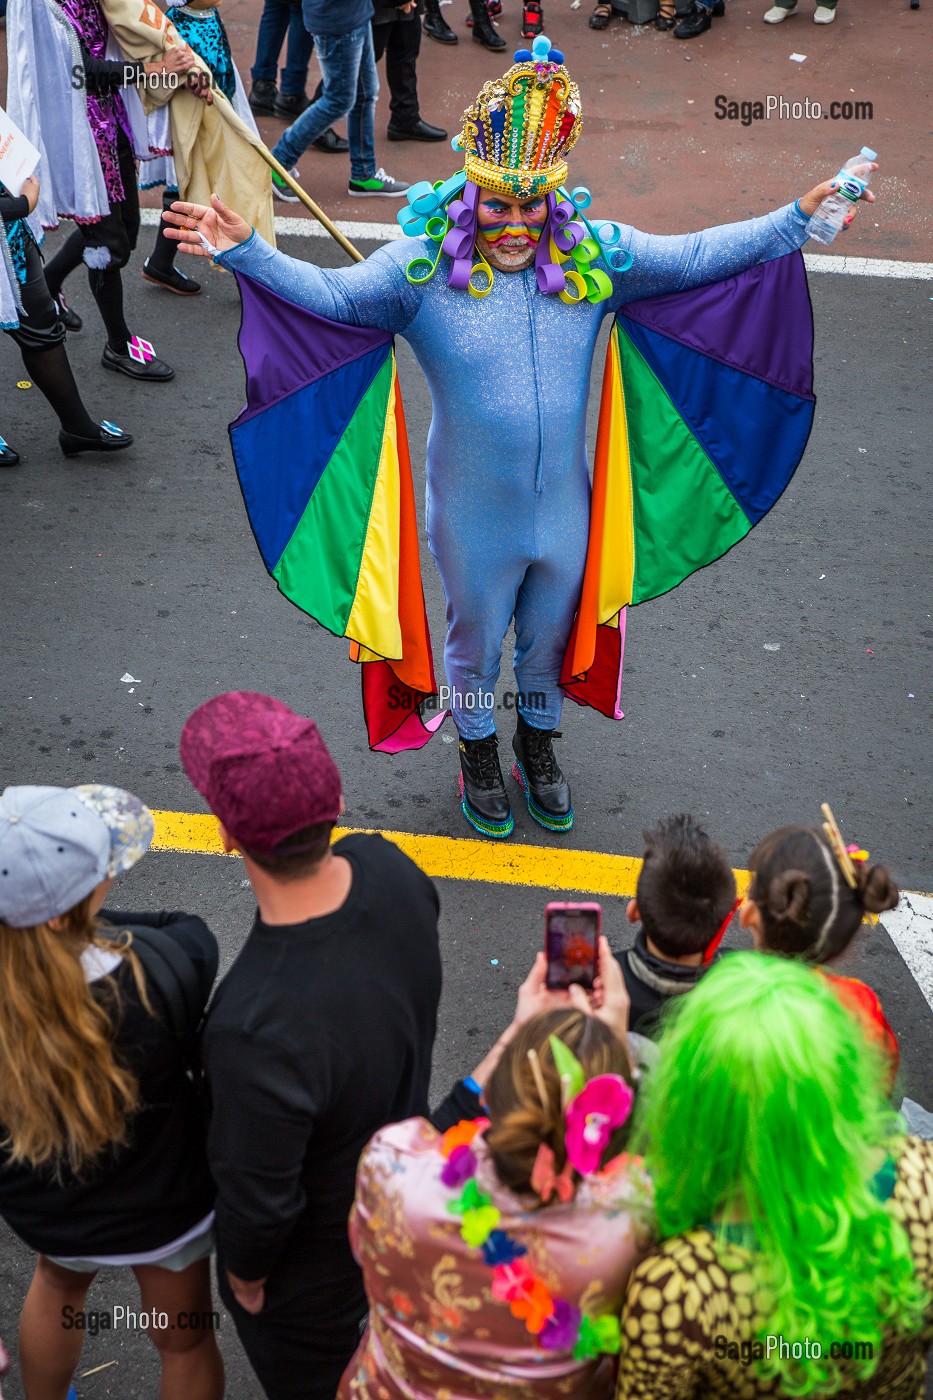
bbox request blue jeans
[251,0,314,96]
[271,17,378,181]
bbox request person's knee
[146,1318,218,1358]
[83,229,132,272]
[34,1256,96,1297]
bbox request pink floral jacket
[339,1117,649,1399]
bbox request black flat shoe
[55,293,82,332]
[102,341,175,382]
[312,127,349,154]
[59,420,134,457]
[0,435,20,468]
[386,118,448,142]
[141,259,202,296]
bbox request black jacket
[204,833,442,1308]
[616,927,718,1039]
[0,910,217,1257]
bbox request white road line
[804,253,933,280]
[139,210,933,277]
[882,893,933,1015]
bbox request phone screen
[545,904,601,990]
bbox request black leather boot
[423,0,458,42]
[458,734,514,839]
[469,0,506,49]
[511,713,573,833]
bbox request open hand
[162,194,252,256]
[797,164,877,229]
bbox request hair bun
[769,870,811,926]
[858,862,899,915]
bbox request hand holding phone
[545,902,602,991]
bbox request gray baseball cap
[0,784,154,928]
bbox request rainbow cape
[227,252,813,751]
[561,251,815,715]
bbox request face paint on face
[482,222,544,247]
[476,193,548,272]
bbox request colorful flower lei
[438,1041,634,1361]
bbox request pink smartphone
[545,901,602,991]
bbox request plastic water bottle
[806,148,877,245]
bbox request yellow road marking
[151,809,752,898]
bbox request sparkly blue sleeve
[216,232,422,334]
[602,201,810,310]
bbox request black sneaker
[458,735,514,839]
[141,259,202,296]
[511,715,573,833]
[674,3,714,36]
[102,339,175,382]
[248,79,278,116]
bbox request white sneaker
[763,2,796,17]
[813,4,835,18]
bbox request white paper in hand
[0,102,41,198]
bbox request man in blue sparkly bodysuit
[163,36,871,841]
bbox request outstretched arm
[605,172,876,308]
[162,194,420,334]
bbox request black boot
[458,734,514,839]
[248,79,278,116]
[423,0,458,42]
[469,0,506,49]
[511,714,573,833]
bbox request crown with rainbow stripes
[456,35,582,200]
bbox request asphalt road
[0,225,931,1398]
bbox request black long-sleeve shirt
[0,910,217,1257]
[203,833,442,1298]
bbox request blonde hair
[0,896,149,1176]
[484,1010,632,1199]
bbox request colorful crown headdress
[459,35,582,200]
[397,37,632,305]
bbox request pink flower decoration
[564,1075,634,1176]
[441,1143,477,1188]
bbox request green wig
[634,953,926,1395]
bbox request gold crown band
[463,154,569,200]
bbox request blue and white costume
[217,202,809,739]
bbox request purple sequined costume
[54,0,134,202]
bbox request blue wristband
[463,1075,483,1098]
[794,199,809,222]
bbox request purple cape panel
[232,274,391,423]
[621,252,814,402]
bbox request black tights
[43,127,141,354]
[146,190,180,277]
[6,242,97,437]
[44,231,131,355]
